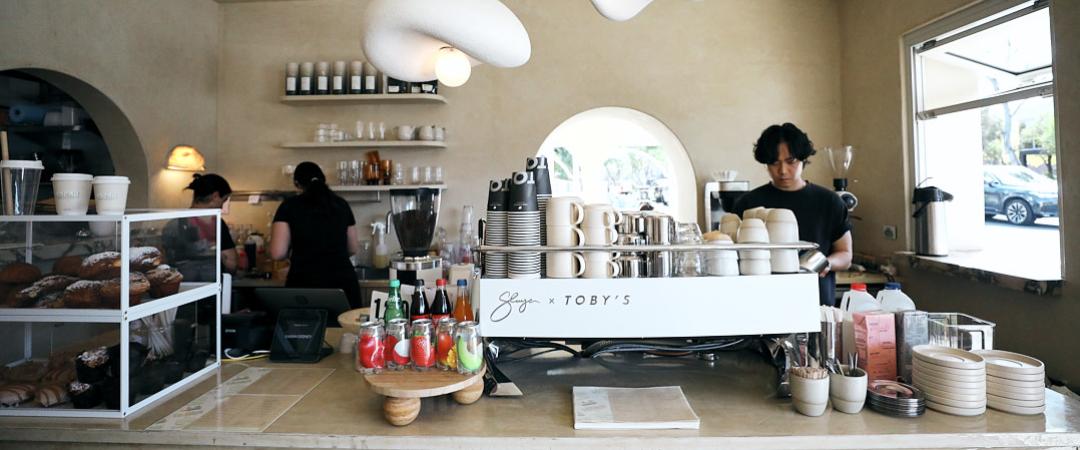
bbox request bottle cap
[415,279,425,286]
[389,279,400,288]
[457,279,467,287]
[884,282,901,290]
[436,279,446,287]
[851,283,867,291]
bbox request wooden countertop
[2,329,1079,449]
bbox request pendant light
[591,0,654,21]
[362,0,530,87]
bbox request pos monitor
[255,288,352,363]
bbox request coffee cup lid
[0,160,44,170]
[487,179,508,211]
[509,171,538,212]
[93,176,130,184]
[51,173,93,181]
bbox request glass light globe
[435,47,471,87]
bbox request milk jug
[877,282,916,312]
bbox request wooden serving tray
[363,365,486,426]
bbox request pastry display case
[0,209,222,418]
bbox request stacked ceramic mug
[545,196,586,278]
[527,156,552,277]
[484,179,509,278]
[507,171,541,279]
[765,209,800,273]
[736,218,771,275]
[581,204,621,279]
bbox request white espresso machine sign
[477,275,820,339]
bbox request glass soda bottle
[410,319,435,371]
[430,279,452,326]
[383,279,406,326]
[456,321,483,374]
[410,279,430,322]
[453,279,474,322]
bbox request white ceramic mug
[395,125,415,141]
[582,226,618,246]
[546,252,585,279]
[583,252,621,279]
[830,368,867,414]
[790,374,830,417]
[546,196,584,227]
[418,125,436,141]
[52,173,93,215]
[582,203,622,228]
[547,225,584,247]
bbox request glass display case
[0,209,221,418]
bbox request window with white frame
[906,0,1058,280]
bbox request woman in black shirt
[270,162,361,307]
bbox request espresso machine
[704,170,749,231]
[387,187,443,286]
[827,146,858,212]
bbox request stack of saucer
[484,179,509,278]
[507,171,541,279]
[912,345,986,416]
[867,380,926,417]
[975,350,1046,415]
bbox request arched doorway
[0,68,148,207]
[536,107,696,222]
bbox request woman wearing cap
[270,162,361,307]
[163,174,238,279]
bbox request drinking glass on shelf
[674,222,704,277]
[349,160,363,186]
[355,120,365,140]
[409,166,422,185]
[338,161,349,185]
[392,163,405,185]
[422,166,434,184]
[377,122,386,140]
[367,122,376,141]
[434,166,444,184]
[364,161,381,185]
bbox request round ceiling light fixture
[434,47,472,87]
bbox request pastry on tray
[129,247,163,273]
[146,265,183,298]
[69,381,101,409]
[36,383,69,408]
[51,255,84,277]
[78,252,122,280]
[99,272,150,308]
[12,275,78,308]
[63,280,104,308]
[0,383,36,407]
[75,347,110,384]
[0,262,42,284]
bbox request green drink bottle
[383,279,406,326]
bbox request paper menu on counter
[572,386,700,430]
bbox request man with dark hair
[732,123,852,306]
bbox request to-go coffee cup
[92,176,130,215]
[51,173,93,215]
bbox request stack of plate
[912,345,986,416]
[975,350,1046,415]
[867,380,926,417]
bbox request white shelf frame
[280,141,446,149]
[0,209,223,419]
[331,184,446,192]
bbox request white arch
[537,107,697,223]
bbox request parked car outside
[983,165,1059,225]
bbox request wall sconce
[166,145,206,171]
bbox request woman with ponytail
[270,162,361,307]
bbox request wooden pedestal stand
[364,365,486,426]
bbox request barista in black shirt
[163,174,238,280]
[732,123,852,306]
[270,162,361,307]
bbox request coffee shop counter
[2,329,1079,450]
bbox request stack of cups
[0,160,44,215]
[51,173,94,215]
[484,179,509,278]
[527,157,552,277]
[507,172,541,279]
[719,213,741,238]
[705,233,739,276]
[766,209,800,273]
[736,218,771,275]
[545,196,585,278]
[582,204,621,279]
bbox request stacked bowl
[765,208,800,273]
[975,350,1046,415]
[912,345,986,416]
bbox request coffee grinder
[387,187,443,286]
[827,146,858,212]
[704,170,749,231]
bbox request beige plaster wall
[0,0,221,209]
[216,0,844,235]
[840,0,1080,386]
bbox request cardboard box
[854,311,897,382]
